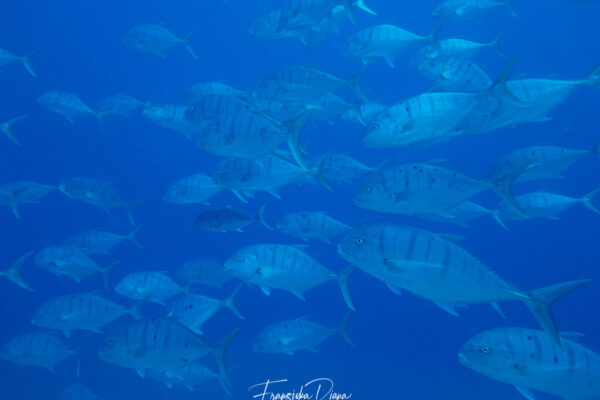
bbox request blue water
[1,1,600,399]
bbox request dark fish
[194,204,273,232]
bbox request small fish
[0,180,55,219]
[144,362,229,394]
[459,328,600,400]
[59,383,102,400]
[0,251,34,291]
[123,24,198,59]
[276,211,350,242]
[31,292,146,337]
[163,173,223,205]
[98,319,238,388]
[279,0,376,29]
[224,243,355,309]
[1,115,28,146]
[115,271,185,305]
[319,153,379,183]
[433,0,516,20]
[0,332,75,372]
[417,56,492,92]
[95,94,146,117]
[59,177,137,225]
[253,313,353,355]
[421,31,506,59]
[166,285,245,334]
[38,91,102,128]
[143,103,197,139]
[419,200,498,227]
[185,82,248,104]
[194,204,273,232]
[176,260,233,288]
[0,47,36,76]
[64,226,143,254]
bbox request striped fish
[144,362,229,394]
[459,328,600,400]
[0,180,55,219]
[0,47,36,76]
[337,222,590,346]
[95,94,146,117]
[186,82,248,104]
[59,383,101,400]
[417,56,492,92]
[176,259,233,288]
[98,318,238,388]
[163,173,223,205]
[194,204,273,232]
[0,332,75,372]
[34,245,114,286]
[433,0,516,21]
[31,292,146,336]
[319,153,379,184]
[64,226,142,254]
[38,91,102,127]
[143,103,197,139]
[224,243,355,309]
[279,0,376,28]
[115,271,185,305]
[276,211,350,242]
[123,24,197,59]
[253,313,353,355]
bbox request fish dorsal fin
[259,286,271,296]
[385,282,402,296]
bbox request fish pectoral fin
[433,301,463,317]
[259,286,271,296]
[136,369,147,379]
[290,291,306,301]
[284,351,295,355]
[491,302,507,318]
[62,330,71,338]
[383,258,446,273]
[455,6,469,16]
[515,386,535,400]
[385,283,402,296]
[305,347,319,353]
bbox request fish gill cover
[0,0,599,399]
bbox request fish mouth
[457,353,472,366]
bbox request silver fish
[64,226,143,255]
[176,260,232,288]
[59,383,101,400]
[276,211,350,242]
[0,180,55,219]
[194,204,273,232]
[38,91,101,127]
[0,251,34,291]
[95,94,146,117]
[319,153,379,183]
[417,56,492,92]
[143,103,197,139]
[186,82,248,104]
[34,245,114,286]
[144,362,229,394]
[0,332,75,372]
[123,24,198,59]
[163,173,223,205]
[433,0,516,20]
[0,47,36,76]
[279,0,376,29]
[1,115,28,146]
[115,271,185,305]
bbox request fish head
[249,12,278,38]
[214,158,247,186]
[337,224,382,267]
[340,33,364,57]
[276,212,305,233]
[37,91,59,108]
[142,104,165,122]
[458,329,518,379]
[353,179,393,211]
[362,118,398,147]
[224,248,260,280]
[98,326,131,365]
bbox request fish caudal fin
[256,203,274,230]
[0,251,34,291]
[21,51,38,77]
[2,115,28,146]
[524,279,592,348]
[343,0,358,24]
[489,53,525,105]
[126,201,140,226]
[223,284,245,320]
[491,159,533,218]
[129,293,152,320]
[310,153,334,191]
[183,30,199,59]
[127,224,144,249]
[284,108,315,170]
[102,261,120,292]
[491,209,510,230]
[490,29,507,57]
[337,265,356,311]
[506,0,517,17]
[346,65,369,102]
[337,311,355,347]
[211,328,240,389]
[580,188,600,214]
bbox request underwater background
[1,0,600,399]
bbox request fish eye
[235,256,245,263]
[361,185,372,193]
[354,237,364,246]
[107,339,115,347]
[479,346,490,354]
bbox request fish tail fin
[506,0,517,17]
[347,65,369,102]
[343,0,357,24]
[337,311,355,347]
[129,293,152,320]
[310,153,334,191]
[336,265,356,311]
[580,188,600,214]
[355,0,377,15]
[126,201,140,226]
[183,30,199,59]
[491,208,509,231]
[488,53,525,105]
[21,50,38,77]
[524,279,592,348]
[256,203,274,230]
[2,115,28,146]
[426,17,446,46]
[127,224,144,249]
[0,251,34,291]
[490,29,507,57]
[102,261,120,292]
[284,108,315,170]
[351,99,366,125]
[586,64,600,88]
[212,328,240,389]
[491,159,532,219]
[223,283,245,320]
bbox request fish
[114,271,185,305]
[417,56,493,92]
[282,93,361,124]
[176,260,233,288]
[0,47,36,76]
[224,243,355,309]
[0,251,34,291]
[64,226,143,255]
[0,332,75,372]
[276,211,350,242]
[488,142,600,183]
[340,23,438,67]
[459,328,600,400]
[494,189,600,228]
[34,245,115,287]
[319,153,380,183]
[418,200,499,227]
[95,94,146,118]
[194,204,273,232]
[278,0,376,29]
[123,24,198,59]
[59,383,102,400]
[433,0,516,21]
[143,362,230,394]
[163,173,223,205]
[341,101,388,125]
[420,31,506,59]
[353,162,527,217]
[213,154,331,203]
[38,91,102,128]
[337,222,591,346]
[166,285,245,334]
[1,115,28,146]
[31,292,147,337]
[0,180,55,219]
[253,313,354,355]
[143,103,197,139]
[58,177,137,225]
[98,318,238,387]
[185,82,248,104]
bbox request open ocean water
[1,1,600,399]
